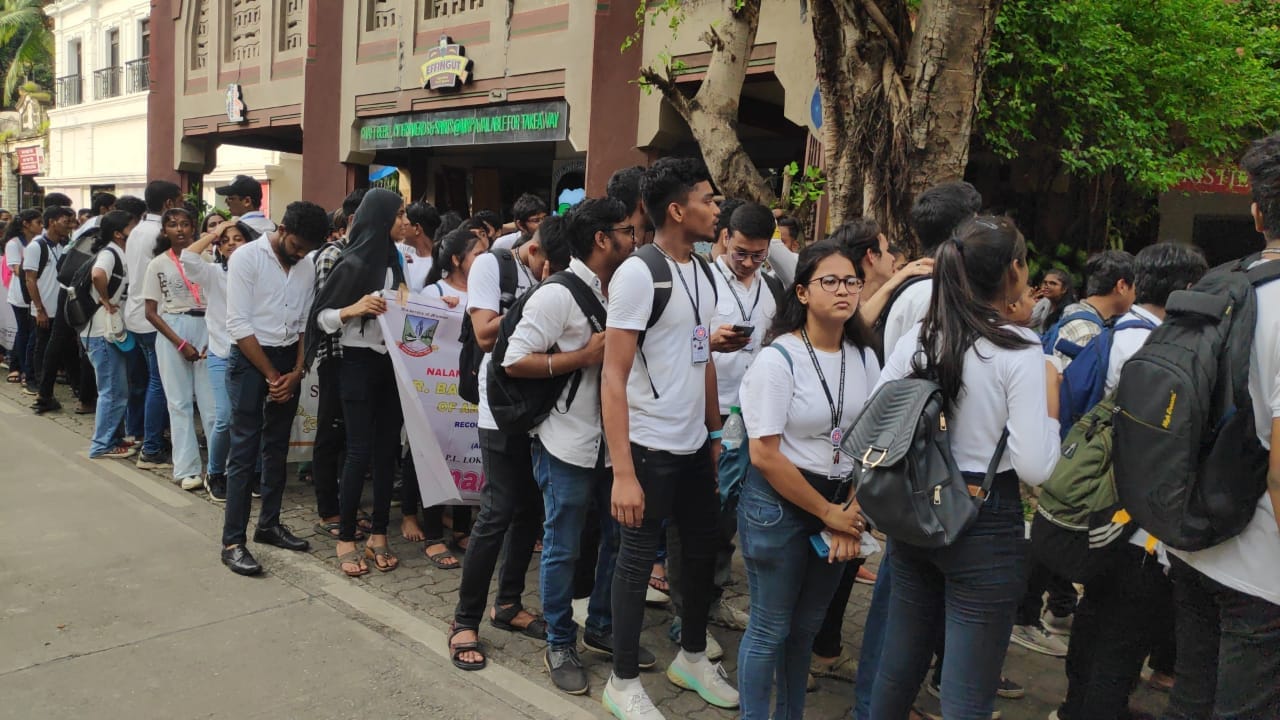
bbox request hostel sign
[421,36,472,91]
[357,100,569,150]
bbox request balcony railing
[55,74,82,106]
[93,66,122,100]
[125,58,149,94]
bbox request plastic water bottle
[721,406,746,451]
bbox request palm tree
[0,0,52,106]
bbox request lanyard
[168,249,203,306]
[715,262,761,323]
[513,252,536,288]
[655,244,700,321]
[801,329,846,434]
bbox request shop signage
[1174,166,1251,195]
[15,146,43,176]
[357,100,568,151]
[421,36,472,91]
[226,83,246,123]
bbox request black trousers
[337,348,403,541]
[311,356,344,520]
[812,556,869,658]
[35,309,81,400]
[1016,556,1078,625]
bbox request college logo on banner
[398,314,440,358]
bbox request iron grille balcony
[55,74,82,106]
[93,66,122,100]
[125,58,149,94]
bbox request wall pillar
[300,0,347,209]
[585,2,648,196]
[146,0,180,184]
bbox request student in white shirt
[607,166,654,247]
[600,158,739,718]
[4,209,40,386]
[1164,134,1280,719]
[82,210,138,459]
[27,206,77,415]
[490,193,548,251]
[220,201,328,577]
[142,208,216,491]
[214,174,276,236]
[870,216,1061,720]
[1056,242,1206,720]
[306,189,410,577]
[397,201,440,293]
[180,218,255,502]
[71,192,117,244]
[736,241,880,720]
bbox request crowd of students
[6,132,1280,720]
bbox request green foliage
[621,0,685,53]
[979,0,1280,192]
[782,161,826,211]
[0,0,53,107]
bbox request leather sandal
[365,544,398,572]
[490,603,547,640]
[424,541,460,570]
[448,623,487,671]
[337,549,368,577]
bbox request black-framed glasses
[729,248,768,264]
[608,225,637,240]
[808,275,864,293]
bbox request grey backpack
[843,378,1009,548]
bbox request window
[107,28,120,68]
[69,39,82,77]
[140,19,150,59]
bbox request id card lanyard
[656,245,709,364]
[801,329,846,478]
[716,262,762,351]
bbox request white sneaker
[1010,623,1069,657]
[179,476,203,491]
[1041,608,1073,636]
[603,675,666,720]
[667,650,739,709]
[708,598,750,631]
[704,631,723,662]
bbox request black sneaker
[544,646,588,695]
[136,451,172,470]
[205,473,228,503]
[583,630,657,670]
[997,676,1025,699]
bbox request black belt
[182,310,206,317]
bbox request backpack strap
[635,244,673,398]
[762,272,786,306]
[770,343,794,371]
[542,271,608,414]
[1053,311,1105,358]
[691,253,719,306]
[103,245,125,298]
[1113,317,1156,333]
[975,428,1011,501]
[873,274,930,337]
[1246,258,1280,288]
[37,236,49,276]
[492,247,519,311]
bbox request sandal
[490,604,547,640]
[337,548,368,577]
[365,543,399,572]
[314,521,365,541]
[809,650,857,683]
[357,512,374,535]
[448,623,487,671]
[424,541,460,570]
[6,371,19,383]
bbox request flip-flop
[365,544,399,572]
[424,543,460,570]
[337,549,368,577]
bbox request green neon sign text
[360,110,561,142]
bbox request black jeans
[612,442,718,679]
[1059,545,1173,720]
[1162,557,1280,720]
[311,356,344,520]
[1017,558,1078,625]
[812,556,868,658]
[36,300,81,401]
[221,345,302,547]
[667,500,738,616]
[452,429,541,632]
[338,348,403,542]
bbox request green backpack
[1029,397,1134,583]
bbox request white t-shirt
[504,258,608,469]
[81,245,127,339]
[426,278,467,307]
[607,252,718,454]
[882,279,933,359]
[398,242,434,293]
[740,333,880,477]
[179,250,231,357]
[879,322,1060,485]
[711,258,777,415]
[767,239,798,287]
[467,250,537,430]
[491,231,522,252]
[1104,306,1160,396]
[123,214,163,333]
[141,252,206,315]
[23,236,64,318]
[1174,258,1280,606]
[5,237,27,307]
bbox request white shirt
[225,236,316,347]
[71,214,101,244]
[882,279,933,358]
[425,278,467,306]
[23,235,64,318]
[179,250,231,357]
[491,231,522,252]
[240,211,277,237]
[1174,258,1280,606]
[607,252,718,454]
[5,237,27,307]
[740,333,880,477]
[711,257,777,414]
[81,245,127,339]
[317,268,395,354]
[767,239,798,287]
[397,242,434,293]
[879,322,1060,485]
[504,258,607,469]
[123,213,163,333]
[141,252,206,315]
[468,250,537,430]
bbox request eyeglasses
[607,225,636,240]
[729,248,768,264]
[808,275,864,293]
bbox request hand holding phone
[731,324,754,336]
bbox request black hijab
[304,188,406,367]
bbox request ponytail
[91,210,135,254]
[4,208,40,244]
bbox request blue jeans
[206,352,231,476]
[85,337,128,457]
[9,303,31,376]
[130,331,168,456]
[531,437,617,648]
[870,474,1027,720]
[736,468,847,720]
[854,545,894,720]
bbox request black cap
[214,175,263,202]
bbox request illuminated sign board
[421,36,472,91]
[357,101,568,150]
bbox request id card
[691,325,710,364]
[829,427,843,478]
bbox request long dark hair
[914,215,1035,404]
[765,240,876,350]
[4,208,40,244]
[156,207,195,256]
[90,210,136,253]
[424,228,485,287]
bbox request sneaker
[708,598,750,631]
[668,618,724,661]
[95,444,137,459]
[997,676,1025,699]
[667,650,739,709]
[136,451,172,470]
[545,646,589,695]
[31,396,61,414]
[603,675,666,720]
[205,473,227,503]
[583,630,657,670]
[1041,609,1073,636]
[179,475,203,491]
[1010,623,1069,657]
[20,385,37,396]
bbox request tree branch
[854,0,903,60]
[639,65,693,121]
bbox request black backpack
[871,274,930,361]
[487,271,606,435]
[458,247,520,404]
[633,243,718,398]
[17,237,49,305]
[63,244,124,333]
[57,227,101,288]
[1113,254,1280,551]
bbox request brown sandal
[337,549,368,577]
[365,544,398,572]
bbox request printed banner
[287,367,321,464]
